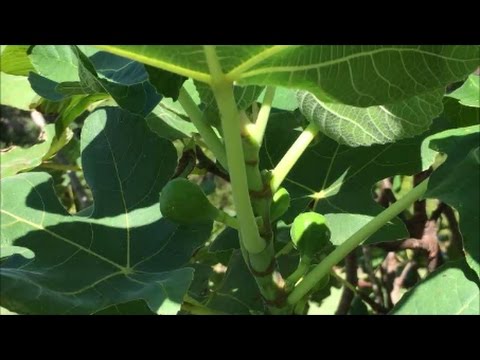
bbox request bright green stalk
[214,210,239,230]
[204,46,289,313]
[287,178,429,305]
[270,122,319,193]
[177,87,228,170]
[285,256,311,291]
[203,45,265,254]
[248,86,276,145]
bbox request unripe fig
[270,187,290,221]
[160,178,219,225]
[290,212,331,259]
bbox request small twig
[391,261,417,304]
[331,270,389,314]
[376,221,442,272]
[196,146,230,182]
[172,148,196,179]
[275,242,294,258]
[377,178,397,208]
[362,246,384,306]
[406,171,431,239]
[381,252,399,309]
[335,252,358,315]
[39,162,81,172]
[358,279,373,289]
[56,153,90,211]
[430,202,446,222]
[441,204,463,256]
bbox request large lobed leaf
[392,259,479,315]
[424,125,480,277]
[0,107,212,314]
[97,45,479,107]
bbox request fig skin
[270,187,290,221]
[290,212,331,258]
[160,178,218,225]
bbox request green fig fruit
[160,178,219,225]
[290,212,331,259]
[270,187,290,221]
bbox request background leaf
[205,250,264,314]
[1,73,38,110]
[0,45,35,76]
[446,74,480,108]
[258,87,298,111]
[391,259,480,315]
[424,125,480,276]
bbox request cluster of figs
[160,178,332,284]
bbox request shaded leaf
[424,125,480,276]
[209,227,239,252]
[93,300,155,315]
[0,107,212,314]
[28,46,161,116]
[205,250,264,314]
[145,65,186,100]
[442,97,479,128]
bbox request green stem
[214,210,239,230]
[287,178,429,305]
[203,45,265,254]
[270,122,319,193]
[275,242,294,258]
[178,87,228,170]
[204,46,290,313]
[330,270,358,294]
[285,256,311,291]
[249,86,276,145]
